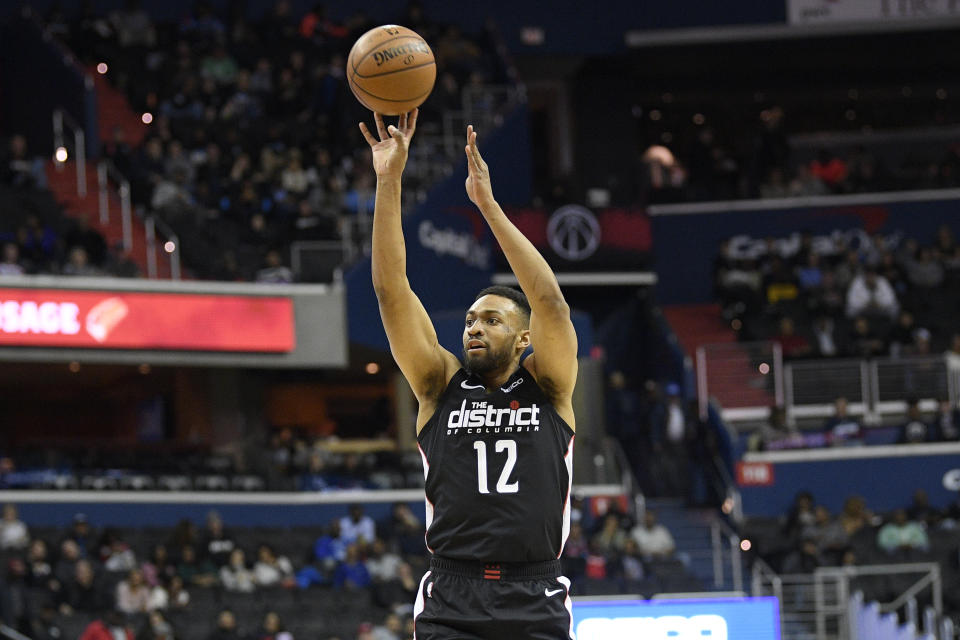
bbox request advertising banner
[788,0,960,25]
[650,192,960,304]
[739,443,960,516]
[572,597,781,640]
[503,206,652,271]
[0,288,294,352]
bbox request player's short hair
[474,285,530,327]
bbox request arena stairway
[643,497,744,594]
[45,160,171,279]
[662,304,775,409]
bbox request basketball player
[359,109,577,640]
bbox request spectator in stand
[906,489,942,529]
[115,568,150,615]
[0,243,25,277]
[142,610,175,640]
[141,544,175,588]
[877,509,930,556]
[207,609,244,640]
[898,398,934,444]
[945,333,960,375]
[846,268,899,319]
[782,491,817,541]
[749,406,800,452]
[649,383,691,497]
[219,548,256,593]
[255,249,295,283]
[1,134,48,189]
[371,560,419,610]
[257,611,294,640]
[63,246,103,277]
[773,316,812,360]
[25,539,57,593]
[63,559,108,614]
[591,512,629,556]
[822,397,863,446]
[176,544,218,588]
[618,538,647,587]
[339,504,376,547]
[811,315,842,358]
[809,150,848,192]
[887,311,920,357]
[630,511,676,560]
[201,511,236,567]
[79,609,135,640]
[0,503,30,550]
[65,215,108,267]
[382,502,423,558]
[847,316,886,359]
[333,544,371,590]
[365,538,402,584]
[253,544,295,588]
[64,513,95,556]
[371,613,402,640]
[99,530,137,573]
[54,539,83,586]
[933,397,960,441]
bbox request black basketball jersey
[417,366,575,563]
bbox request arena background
[0,1,959,639]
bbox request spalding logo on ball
[347,25,437,115]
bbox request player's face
[462,295,525,374]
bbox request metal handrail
[144,215,181,280]
[0,623,33,640]
[98,159,134,252]
[709,515,745,593]
[52,108,86,197]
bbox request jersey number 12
[473,439,518,494]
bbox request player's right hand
[359,109,418,179]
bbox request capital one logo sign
[577,614,728,640]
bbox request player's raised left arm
[464,126,578,401]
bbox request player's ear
[517,329,531,350]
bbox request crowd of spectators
[715,224,960,360]
[41,0,512,282]
[749,394,960,452]
[639,104,960,205]
[1,134,140,278]
[0,495,690,639]
[746,489,960,612]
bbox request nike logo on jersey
[544,587,563,597]
[461,381,485,390]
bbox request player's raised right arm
[361,110,457,401]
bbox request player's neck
[472,362,520,390]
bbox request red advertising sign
[0,289,294,352]
[736,462,775,487]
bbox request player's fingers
[388,125,406,146]
[358,122,377,147]
[465,144,477,172]
[374,113,388,139]
[408,108,419,133]
[399,112,407,131]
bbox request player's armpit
[525,300,578,402]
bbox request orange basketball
[346,24,436,115]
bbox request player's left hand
[360,109,418,179]
[465,125,495,209]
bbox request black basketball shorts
[413,556,575,640]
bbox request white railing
[144,215,180,280]
[97,159,133,252]
[752,561,943,640]
[698,341,958,425]
[52,107,86,197]
[710,517,745,592]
